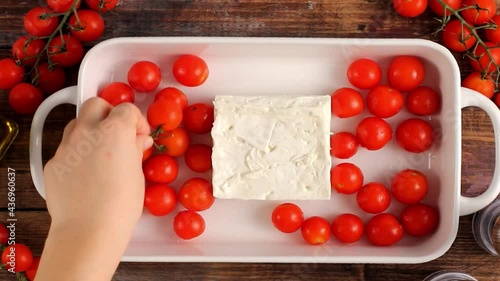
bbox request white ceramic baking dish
[29,37,500,263]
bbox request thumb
[136,135,154,156]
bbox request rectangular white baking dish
[29,37,500,263]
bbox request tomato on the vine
[1,243,33,272]
[301,216,331,245]
[173,210,205,240]
[366,85,404,118]
[143,154,179,184]
[462,72,495,99]
[429,0,463,16]
[155,87,188,110]
[396,118,434,153]
[330,87,364,118]
[391,169,428,205]
[388,56,425,92]
[406,86,441,116]
[393,0,428,18]
[331,213,364,243]
[486,15,500,43]
[47,0,81,12]
[330,163,364,194]
[442,19,476,52]
[366,213,404,246]
[25,256,41,281]
[356,182,391,214]
[69,10,105,43]
[144,184,177,216]
[400,203,439,237]
[469,42,500,73]
[32,63,67,95]
[155,127,190,157]
[347,58,382,89]
[128,61,161,93]
[330,132,359,159]
[0,224,8,245]
[98,82,135,106]
[461,0,496,25]
[173,54,209,87]
[9,83,44,115]
[0,58,25,90]
[271,203,304,233]
[12,36,45,66]
[183,103,214,134]
[85,0,118,12]
[24,6,59,37]
[147,100,183,131]
[356,117,392,150]
[494,93,500,108]
[178,178,215,212]
[49,35,84,67]
[185,144,212,173]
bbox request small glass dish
[472,199,500,256]
[423,270,478,281]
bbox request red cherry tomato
[143,154,179,184]
[391,169,429,205]
[356,182,391,214]
[173,210,205,240]
[85,0,118,12]
[178,178,215,212]
[142,146,153,162]
[461,0,496,25]
[495,93,500,108]
[25,256,40,281]
[24,7,59,37]
[47,0,81,12]
[301,216,331,245]
[9,83,44,115]
[1,243,33,272]
[396,118,434,153]
[0,58,25,90]
[154,87,188,110]
[98,82,135,106]
[330,132,359,159]
[462,72,495,99]
[356,117,392,150]
[388,56,425,92]
[331,213,364,243]
[429,0,463,16]
[271,203,304,233]
[330,87,364,118]
[0,224,8,245]
[144,184,177,216]
[400,203,439,237]
[183,103,214,134]
[69,10,105,43]
[155,127,190,157]
[330,163,364,194]
[442,20,476,52]
[49,35,84,67]
[185,144,212,173]
[347,58,382,89]
[127,61,161,93]
[393,0,428,18]
[469,42,500,73]
[172,54,209,87]
[147,100,183,131]
[366,213,404,246]
[406,86,441,116]
[486,15,500,43]
[366,85,404,118]
[32,63,67,95]
[12,36,45,66]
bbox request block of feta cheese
[211,95,331,200]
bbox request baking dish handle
[459,87,500,216]
[30,86,78,200]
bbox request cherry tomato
[47,0,81,12]
[147,100,183,131]
[69,10,105,43]
[461,0,496,25]
[330,163,364,194]
[271,203,304,233]
[32,62,67,95]
[396,118,434,153]
[155,127,190,157]
[366,213,404,246]
[24,7,59,37]
[173,210,205,240]
[144,184,177,216]
[330,87,364,118]
[143,154,179,184]
[331,213,364,243]
[9,83,44,115]
[366,85,404,118]
[12,36,45,66]
[462,72,495,99]
[178,178,215,212]
[301,216,331,245]
[406,86,441,116]
[154,87,188,110]
[185,144,212,173]
[391,169,428,204]
[1,243,33,272]
[469,42,500,73]
[98,82,135,106]
[347,58,382,89]
[0,58,25,90]
[127,61,161,93]
[442,19,476,52]
[429,0,463,16]
[356,182,391,214]
[401,203,439,237]
[356,117,392,150]
[486,15,500,43]
[85,0,118,12]
[330,132,358,159]
[495,93,500,108]
[142,146,153,162]
[183,103,214,134]
[393,0,427,18]
[0,224,8,245]
[388,56,425,92]
[25,256,40,281]
[172,54,209,87]
[49,35,84,67]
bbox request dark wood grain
[0,0,499,280]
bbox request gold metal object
[0,116,19,160]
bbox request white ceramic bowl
[30,37,500,263]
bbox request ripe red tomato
[301,216,331,245]
[98,82,135,106]
[442,19,476,52]
[0,58,25,90]
[178,178,215,211]
[147,100,183,130]
[185,144,212,173]
[401,203,439,237]
[173,210,205,240]
[356,117,392,150]
[127,61,161,92]
[1,243,33,272]
[393,0,428,18]
[142,146,153,162]
[183,103,214,134]
[462,72,495,99]
[12,36,45,66]
[330,163,364,194]
[69,10,105,43]
[366,213,404,246]
[388,56,425,92]
[144,184,177,216]
[49,35,84,67]
[347,58,382,89]
[396,118,434,153]
[143,154,179,184]
[356,182,391,214]
[24,7,59,37]
[155,127,190,157]
[331,213,364,243]
[47,0,81,12]
[330,87,364,118]
[391,169,428,204]
[469,42,500,73]
[154,87,188,110]
[32,63,67,95]
[271,203,304,233]
[0,224,8,245]
[330,132,359,159]
[495,93,500,108]
[486,15,500,43]
[461,0,496,25]
[25,256,40,281]
[406,86,441,116]
[366,85,404,118]
[172,54,209,87]
[85,0,118,12]
[9,83,44,115]
[429,0,463,16]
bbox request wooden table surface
[0,0,499,280]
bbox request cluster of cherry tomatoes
[0,0,117,115]
[0,224,39,280]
